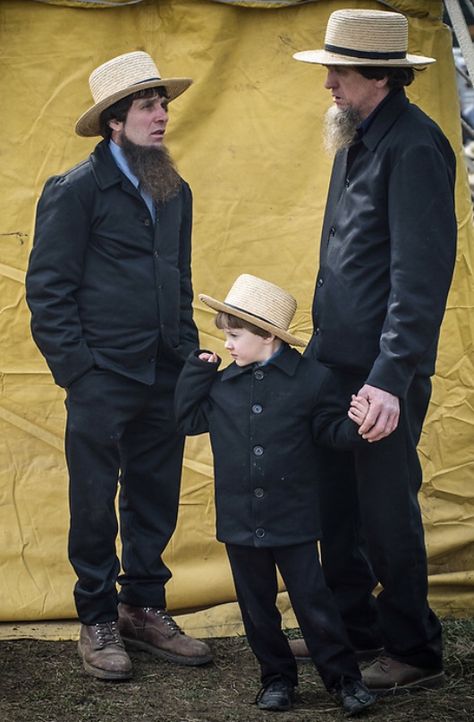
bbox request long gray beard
[323,105,363,154]
[121,133,181,204]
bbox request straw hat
[293,9,435,67]
[75,51,192,137]
[199,274,305,347]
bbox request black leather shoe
[333,679,377,716]
[256,679,295,711]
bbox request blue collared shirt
[109,139,156,223]
[257,342,286,367]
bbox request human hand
[198,351,219,363]
[356,384,400,442]
[348,394,370,426]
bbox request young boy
[175,274,376,716]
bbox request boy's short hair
[215,311,272,339]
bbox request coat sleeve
[311,370,367,450]
[366,140,457,397]
[174,351,220,435]
[25,174,95,388]
[177,182,199,357]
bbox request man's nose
[324,70,337,89]
[153,104,168,122]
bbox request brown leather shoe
[362,655,445,694]
[78,621,132,680]
[118,604,212,666]
[289,637,383,663]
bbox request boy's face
[223,327,273,367]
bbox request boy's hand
[199,351,219,363]
[348,394,370,426]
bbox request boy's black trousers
[225,541,361,690]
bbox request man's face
[324,66,388,120]
[111,94,169,147]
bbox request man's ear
[108,118,122,132]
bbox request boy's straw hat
[293,9,435,67]
[75,51,192,137]
[199,274,305,347]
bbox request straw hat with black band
[293,8,435,67]
[75,51,192,137]
[199,274,305,347]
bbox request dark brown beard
[121,133,181,204]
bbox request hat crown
[224,274,297,331]
[325,9,408,57]
[88,51,161,105]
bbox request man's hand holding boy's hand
[199,351,219,364]
[348,394,370,427]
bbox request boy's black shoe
[256,679,295,711]
[333,679,377,716]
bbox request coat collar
[360,89,408,153]
[89,139,139,195]
[221,344,302,382]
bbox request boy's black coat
[175,345,365,547]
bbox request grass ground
[1,618,473,722]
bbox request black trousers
[226,542,361,691]
[315,372,443,670]
[65,353,184,625]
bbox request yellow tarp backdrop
[1,0,473,639]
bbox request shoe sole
[342,698,377,717]
[368,671,445,696]
[121,636,213,666]
[78,646,132,681]
[257,702,293,711]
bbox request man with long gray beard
[289,10,457,694]
[26,51,212,680]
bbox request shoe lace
[94,621,121,647]
[255,679,290,703]
[144,608,183,634]
[376,655,392,672]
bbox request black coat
[26,140,198,388]
[175,345,365,547]
[310,90,457,398]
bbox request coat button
[254,369,264,380]
[317,278,324,287]
[345,177,350,187]
[254,487,264,498]
[253,445,264,456]
[144,218,151,226]
[252,404,263,414]
[153,250,159,258]
[255,528,265,539]
[329,226,335,237]
[315,327,320,336]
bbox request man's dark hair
[356,66,418,90]
[99,86,169,139]
[215,311,272,339]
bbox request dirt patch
[1,618,473,722]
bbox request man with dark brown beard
[26,51,212,680]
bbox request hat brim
[75,77,193,137]
[199,294,306,347]
[293,49,435,67]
